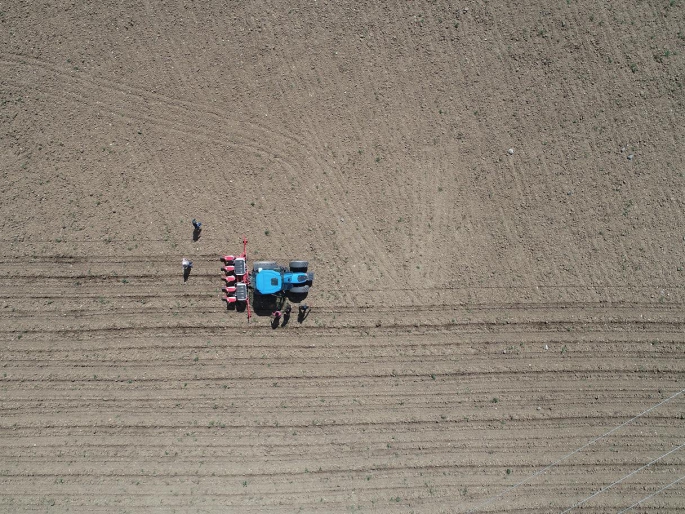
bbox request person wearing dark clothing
[271,310,282,329]
[192,219,202,241]
[182,258,193,282]
[297,304,310,323]
[282,304,292,327]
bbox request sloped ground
[1,1,684,512]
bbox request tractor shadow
[249,291,309,318]
[286,291,309,304]
[250,292,285,318]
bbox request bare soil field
[1,0,684,512]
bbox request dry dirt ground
[1,0,684,512]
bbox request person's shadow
[271,316,280,329]
[297,309,310,324]
[282,311,291,327]
[183,266,192,282]
[192,227,202,242]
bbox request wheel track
[2,315,684,334]
[0,54,312,171]
[142,0,192,93]
[260,10,404,287]
[3,315,685,340]
[279,85,399,287]
[3,52,390,274]
[0,75,278,164]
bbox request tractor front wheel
[253,261,278,271]
[289,260,308,272]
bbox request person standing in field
[182,258,193,282]
[271,309,282,329]
[282,304,292,326]
[192,219,202,241]
[298,304,310,323]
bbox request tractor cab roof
[254,269,282,295]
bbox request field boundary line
[616,474,685,513]
[560,442,685,513]
[466,388,685,513]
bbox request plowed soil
[1,1,684,512]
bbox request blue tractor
[251,260,314,298]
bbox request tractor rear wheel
[289,260,308,272]
[253,261,278,271]
[289,285,310,294]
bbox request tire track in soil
[5,331,684,354]
[0,81,325,268]
[269,43,401,288]
[448,13,512,291]
[560,19,619,293]
[473,5,540,296]
[0,54,311,169]
[296,3,404,284]
[0,73,275,166]
[485,5,552,292]
[4,310,685,336]
[141,0,191,93]
[2,53,385,274]
[437,0,472,282]
[378,3,444,290]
